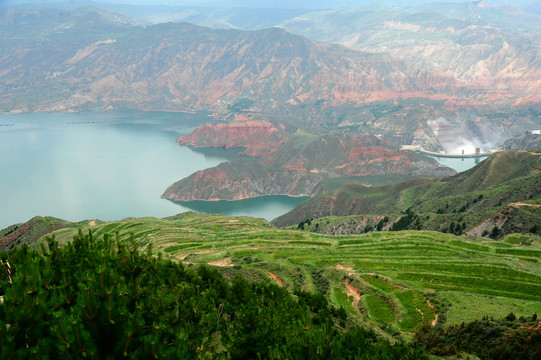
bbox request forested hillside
[0,229,427,359]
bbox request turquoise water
[174,196,309,218]
[0,110,306,229]
[426,155,489,173]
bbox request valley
[1,4,540,205]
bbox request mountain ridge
[272,151,541,237]
[0,8,469,115]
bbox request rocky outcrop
[162,159,325,201]
[177,120,288,158]
[501,131,541,151]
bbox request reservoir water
[426,155,489,173]
[0,110,306,230]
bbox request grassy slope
[34,212,541,340]
[272,151,541,233]
[0,216,75,251]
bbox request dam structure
[401,145,496,158]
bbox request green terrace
[38,212,541,338]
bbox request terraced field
[40,212,541,338]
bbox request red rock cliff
[177,120,288,158]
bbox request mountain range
[0,7,468,114]
[1,5,539,134]
[281,2,541,104]
[62,1,541,109]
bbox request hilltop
[272,150,541,239]
[1,217,431,359]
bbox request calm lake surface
[0,110,306,230]
[426,155,489,173]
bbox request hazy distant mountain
[501,130,541,151]
[68,2,540,113]
[523,1,541,16]
[0,7,467,115]
[281,2,541,104]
